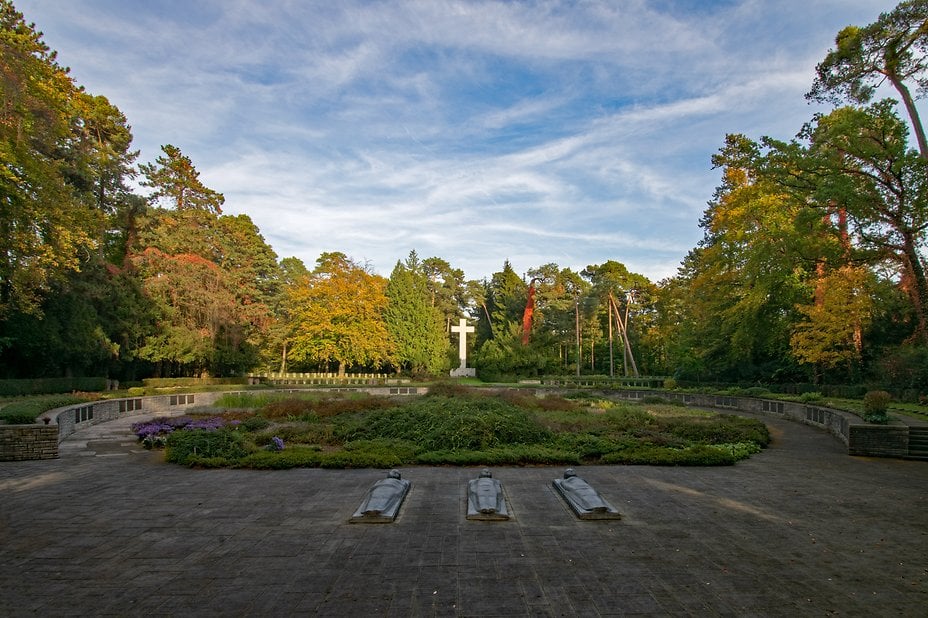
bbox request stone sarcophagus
[552,469,621,520]
[350,470,411,523]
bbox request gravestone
[450,318,476,377]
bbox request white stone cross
[450,318,475,376]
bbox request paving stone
[1,411,927,616]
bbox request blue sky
[19,0,903,282]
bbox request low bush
[241,415,271,431]
[603,407,655,432]
[150,388,772,469]
[0,394,96,424]
[601,445,737,466]
[239,446,325,469]
[554,433,621,459]
[165,429,249,464]
[0,408,43,424]
[863,390,892,423]
[425,381,473,398]
[0,377,106,397]
[318,449,403,469]
[143,377,247,388]
[213,392,286,409]
[662,414,770,446]
[354,395,551,451]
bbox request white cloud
[17,0,910,282]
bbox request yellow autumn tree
[790,265,873,373]
[286,252,394,374]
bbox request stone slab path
[1,412,926,616]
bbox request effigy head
[387,469,402,480]
[479,468,492,478]
[564,468,577,478]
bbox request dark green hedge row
[142,377,249,388]
[0,377,107,397]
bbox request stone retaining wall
[0,424,58,461]
[847,425,909,458]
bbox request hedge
[142,377,249,388]
[0,377,107,397]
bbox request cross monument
[450,318,476,377]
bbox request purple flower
[131,416,230,441]
[186,417,226,431]
[267,436,285,452]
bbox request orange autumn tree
[133,248,237,373]
[134,147,277,376]
[286,252,394,375]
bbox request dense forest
[1,1,926,395]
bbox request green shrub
[0,408,43,424]
[258,422,334,445]
[338,438,419,466]
[241,416,271,431]
[601,445,736,466]
[143,377,247,388]
[415,449,489,465]
[165,429,249,464]
[661,414,770,446]
[743,386,771,397]
[318,448,404,468]
[603,407,655,431]
[0,377,106,397]
[426,381,473,398]
[712,442,762,459]
[153,386,773,469]
[239,446,325,469]
[555,433,620,459]
[0,395,96,424]
[260,398,316,418]
[800,391,823,403]
[354,395,550,451]
[182,456,235,468]
[662,377,677,390]
[415,445,578,466]
[641,395,669,404]
[863,390,892,423]
[213,392,285,409]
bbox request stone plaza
[1,410,926,616]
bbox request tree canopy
[0,0,926,399]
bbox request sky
[17,0,905,283]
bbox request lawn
[136,386,771,469]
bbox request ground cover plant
[0,394,99,424]
[140,388,770,469]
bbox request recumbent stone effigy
[466,468,510,521]
[552,468,621,520]
[349,469,411,523]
